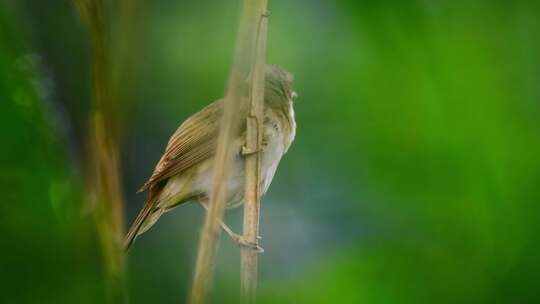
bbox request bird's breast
[187,104,296,207]
[260,104,296,194]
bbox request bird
[124,65,297,252]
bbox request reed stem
[241,0,268,302]
[189,0,268,303]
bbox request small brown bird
[124,65,296,251]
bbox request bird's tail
[124,183,166,252]
[123,202,153,252]
[124,182,194,251]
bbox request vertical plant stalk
[74,0,126,302]
[189,77,242,304]
[241,1,267,302]
[189,0,267,303]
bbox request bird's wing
[138,100,224,191]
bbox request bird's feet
[241,141,268,156]
[228,232,264,253]
[198,200,264,252]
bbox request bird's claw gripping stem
[242,145,262,156]
[242,141,268,156]
[230,233,264,253]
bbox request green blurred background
[2,0,540,303]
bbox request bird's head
[264,64,297,105]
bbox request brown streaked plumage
[124,65,296,251]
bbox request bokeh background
[2,0,540,303]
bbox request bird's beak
[291,91,298,101]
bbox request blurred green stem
[73,0,126,302]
